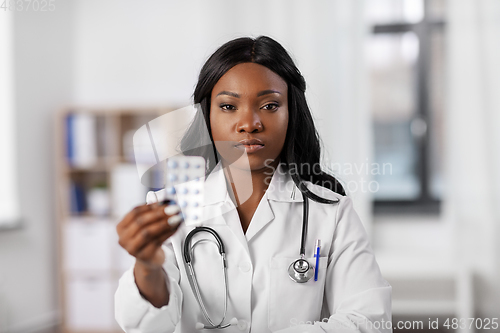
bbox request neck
[222,160,279,208]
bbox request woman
[115,36,391,333]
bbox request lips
[235,138,265,153]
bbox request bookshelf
[55,107,177,333]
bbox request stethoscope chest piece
[288,258,314,283]
[287,194,314,283]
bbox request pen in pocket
[314,239,321,281]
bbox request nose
[236,108,263,133]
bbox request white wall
[444,0,500,319]
[0,12,20,228]
[0,1,74,331]
[73,1,204,106]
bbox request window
[366,0,446,213]
[0,12,21,229]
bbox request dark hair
[181,35,345,203]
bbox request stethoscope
[182,194,313,330]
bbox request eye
[262,103,279,111]
[219,103,236,111]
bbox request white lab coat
[115,163,392,333]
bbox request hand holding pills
[115,156,205,269]
[115,198,178,307]
[115,200,182,270]
[114,156,205,308]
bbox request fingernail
[168,214,183,226]
[164,204,180,216]
[146,191,158,204]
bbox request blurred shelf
[55,107,170,333]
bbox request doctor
[115,36,392,333]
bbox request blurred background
[1,0,499,332]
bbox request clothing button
[237,319,248,330]
[238,262,251,273]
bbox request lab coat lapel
[187,163,302,248]
[244,192,275,242]
[245,164,300,242]
[224,200,251,255]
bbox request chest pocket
[268,256,328,331]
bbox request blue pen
[314,239,321,281]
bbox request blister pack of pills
[165,156,205,224]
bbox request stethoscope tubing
[184,226,225,263]
[182,187,313,329]
[300,195,309,257]
[184,228,230,329]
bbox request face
[210,62,289,172]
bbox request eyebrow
[215,90,282,98]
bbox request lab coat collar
[266,163,304,203]
[266,163,340,204]
[202,162,304,206]
[195,162,303,244]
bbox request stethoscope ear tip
[229,317,239,326]
[195,322,205,330]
